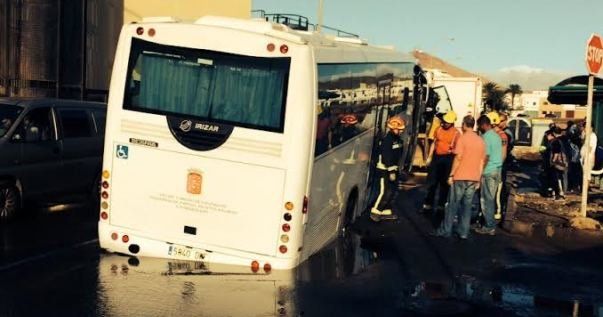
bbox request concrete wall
[125,0,251,24]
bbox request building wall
[0,0,123,100]
[124,0,251,24]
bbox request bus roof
[190,15,415,64]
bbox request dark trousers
[547,167,564,197]
[497,164,509,220]
[372,170,396,211]
[567,162,582,192]
[424,154,454,209]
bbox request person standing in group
[370,115,405,221]
[432,115,485,239]
[581,120,598,178]
[422,111,460,219]
[488,112,508,221]
[474,115,502,236]
[548,127,567,200]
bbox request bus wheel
[0,184,20,222]
[340,193,357,238]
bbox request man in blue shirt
[475,115,502,235]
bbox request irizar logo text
[195,123,219,132]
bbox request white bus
[99,15,417,271]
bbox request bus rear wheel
[0,184,20,222]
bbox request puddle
[400,277,602,317]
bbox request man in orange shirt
[432,115,486,239]
[423,111,460,217]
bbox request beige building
[125,0,251,24]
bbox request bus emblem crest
[179,120,193,132]
[187,169,203,195]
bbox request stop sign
[586,33,603,75]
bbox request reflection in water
[96,232,374,317]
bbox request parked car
[0,98,106,220]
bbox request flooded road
[1,189,603,316]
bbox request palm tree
[483,82,507,112]
[506,84,523,110]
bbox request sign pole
[581,74,595,218]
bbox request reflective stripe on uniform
[371,176,386,212]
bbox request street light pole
[317,0,324,33]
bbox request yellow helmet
[387,115,406,130]
[487,112,500,125]
[442,111,457,124]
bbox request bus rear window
[124,38,290,132]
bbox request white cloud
[499,65,545,74]
[486,65,573,91]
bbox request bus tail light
[136,27,144,35]
[122,235,129,243]
[148,28,156,37]
[302,196,308,214]
[102,181,109,189]
[101,191,109,199]
[279,245,288,254]
[251,260,260,273]
[267,43,275,52]
[111,232,118,240]
[102,170,110,179]
[282,224,290,232]
[280,44,288,54]
[285,202,294,210]
[100,211,108,220]
[263,263,272,272]
[280,235,289,243]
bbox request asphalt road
[1,186,603,316]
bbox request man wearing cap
[474,115,502,236]
[371,115,405,221]
[487,112,508,221]
[423,111,460,220]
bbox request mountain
[411,49,491,82]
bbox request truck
[431,75,483,128]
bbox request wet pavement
[1,187,603,316]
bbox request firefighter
[371,115,406,221]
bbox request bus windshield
[0,104,23,137]
[124,38,290,132]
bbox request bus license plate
[167,244,206,261]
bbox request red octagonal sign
[586,33,603,75]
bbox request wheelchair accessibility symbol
[116,145,129,159]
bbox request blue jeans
[481,171,501,230]
[436,180,479,237]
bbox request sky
[252,0,603,90]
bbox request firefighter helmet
[442,111,457,124]
[387,115,406,130]
[340,114,358,125]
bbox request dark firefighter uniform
[371,116,405,220]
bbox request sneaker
[428,230,450,238]
[474,227,496,236]
[494,212,502,220]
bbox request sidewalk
[503,156,603,239]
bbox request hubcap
[0,187,16,219]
